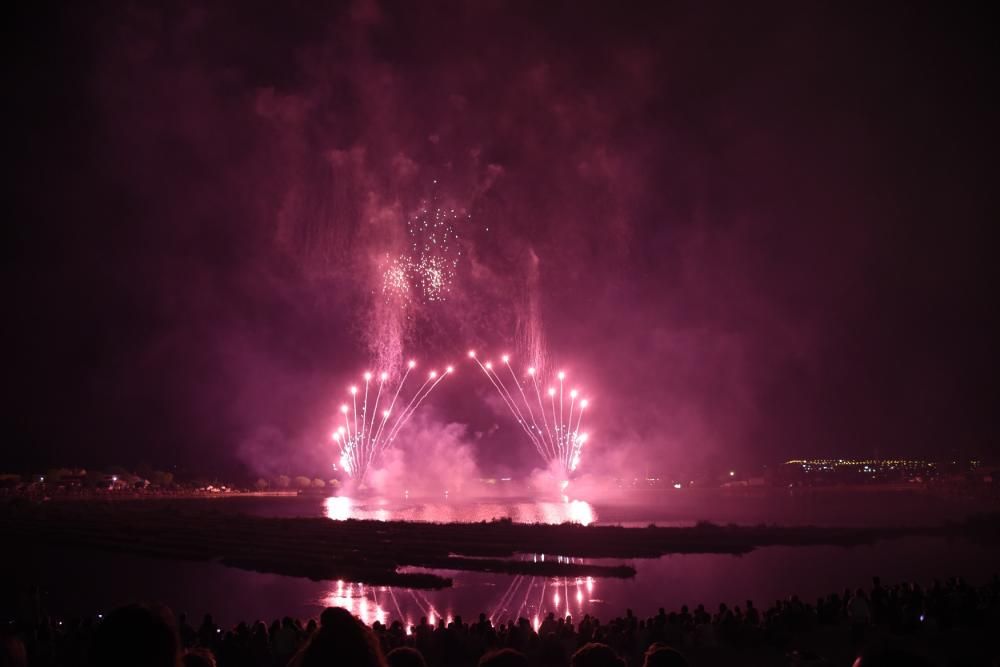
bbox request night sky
[5,1,996,478]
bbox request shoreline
[5,498,998,589]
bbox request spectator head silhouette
[88,604,181,667]
[319,607,342,629]
[292,607,385,667]
[182,648,217,667]
[479,648,530,667]
[1,634,27,667]
[642,643,688,667]
[386,646,427,667]
[572,643,625,667]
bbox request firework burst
[332,360,454,485]
[381,200,466,307]
[468,351,591,476]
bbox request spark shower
[332,361,453,485]
[469,351,590,478]
[331,353,592,485]
[336,189,593,486]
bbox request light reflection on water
[323,496,596,525]
[323,580,389,628]
[16,493,999,633]
[235,496,999,627]
[17,535,1000,630]
[321,571,600,631]
[321,497,600,626]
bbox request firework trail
[332,359,454,485]
[516,248,548,371]
[468,350,590,476]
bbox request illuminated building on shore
[781,458,983,485]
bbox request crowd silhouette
[3,575,998,666]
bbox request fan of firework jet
[468,351,590,476]
[332,360,453,486]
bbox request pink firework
[332,360,453,485]
[468,350,591,475]
[381,200,466,307]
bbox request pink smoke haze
[4,1,995,481]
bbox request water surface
[7,491,997,627]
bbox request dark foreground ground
[5,573,999,666]
[3,498,998,587]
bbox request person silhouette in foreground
[1,633,27,667]
[289,606,386,667]
[478,648,529,667]
[88,603,181,667]
[571,643,625,667]
[386,646,428,667]
[181,647,217,667]
[642,643,688,667]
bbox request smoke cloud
[5,1,995,478]
[365,411,480,497]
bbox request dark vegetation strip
[3,500,997,590]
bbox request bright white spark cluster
[468,351,591,476]
[382,202,466,306]
[381,258,410,301]
[332,360,453,485]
